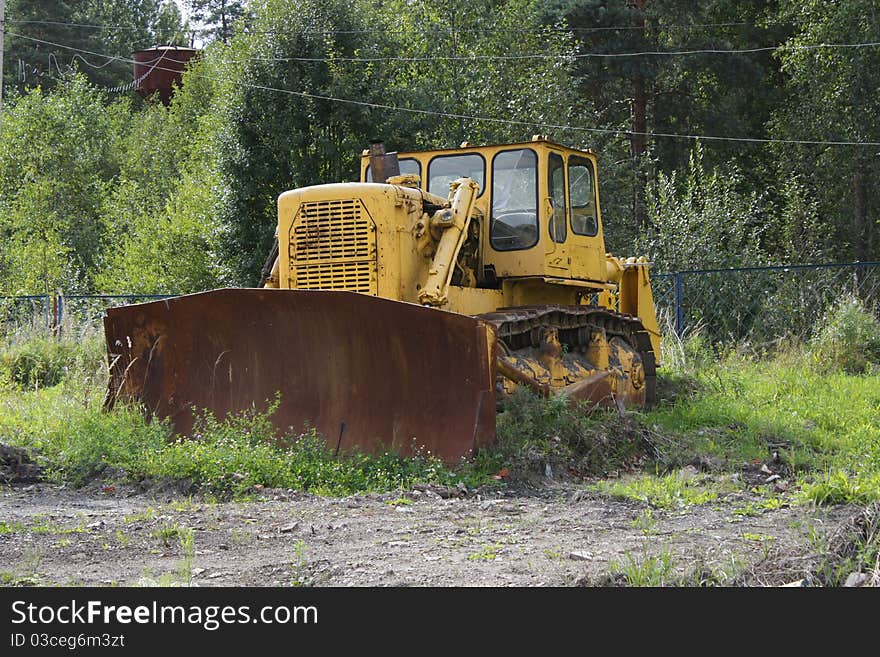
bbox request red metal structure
[133,46,199,105]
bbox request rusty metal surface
[368,141,401,183]
[133,47,199,105]
[104,289,496,463]
[480,304,656,409]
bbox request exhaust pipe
[369,140,401,183]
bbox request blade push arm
[418,177,479,306]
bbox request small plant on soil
[467,543,504,561]
[289,540,311,587]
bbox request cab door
[567,154,605,281]
[545,151,570,276]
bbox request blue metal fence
[2,261,878,345]
[653,261,880,342]
[58,294,179,327]
[0,295,52,330]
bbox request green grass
[0,333,476,495]
[0,324,105,389]
[384,497,414,506]
[592,471,722,510]
[798,470,880,506]
[0,394,471,495]
[733,497,785,516]
[641,349,880,503]
[2,321,878,504]
[608,550,676,586]
[467,543,504,561]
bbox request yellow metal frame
[273,136,661,364]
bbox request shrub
[810,296,880,374]
[45,405,171,485]
[0,329,105,389]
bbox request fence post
[55,292,64,334]
[674,272,684,337]
[50,295,58,334]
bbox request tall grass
[0,322,471,495]
[2,299,878,503]
[644,298,880,503]
[0,322,105,390]
[809,294,880,375]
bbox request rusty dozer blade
[104,289,497,463]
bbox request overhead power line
[6,31,880,148]
[5,18,752,33]
[242,40,880,64]
[8,21,880,60]
[5,19,139,30]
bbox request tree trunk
[852,161,871,261]
[631,0,648,231]
[222,0,230,45]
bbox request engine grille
[289,198,377,294]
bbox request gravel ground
[0,476,858,587]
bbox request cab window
[427,153,485,197]
[490,148,538,251]
[549,152,566,243]
[569,156,598,236]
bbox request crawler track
[476,305,657,406]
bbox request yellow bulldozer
[104,136,661,462]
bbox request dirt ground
[0,474,860,587]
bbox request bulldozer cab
[361,136,609,287]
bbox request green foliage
[0,76,128,295]
[810,296,880,375]
[799,471,880,506]
[467,543,504,561]
[3,0,189,93]
[640,144,769,273]
[0,330,104,389]
[145,403,460,495]
[546,0,790,239]
[608,550,676,587]
[637,146,775,341]
[770,0,880,262]
[187,0,248,44]
[659,323,714,376]
[288,540,312,587]
[644,349,880,504]
[2,0,878,297]
[0,521,27,534]
[95,64,231,294]
[44,406,172,486]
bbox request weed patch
[468,543,504,561]
[642,342,880,504]
[474,388,669,483]
[810,296,880,375]
[0,383,471,496]
[0,327,104,390]
[592,472,721,510]
[799,470,880,506]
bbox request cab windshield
[490,148,538,251]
